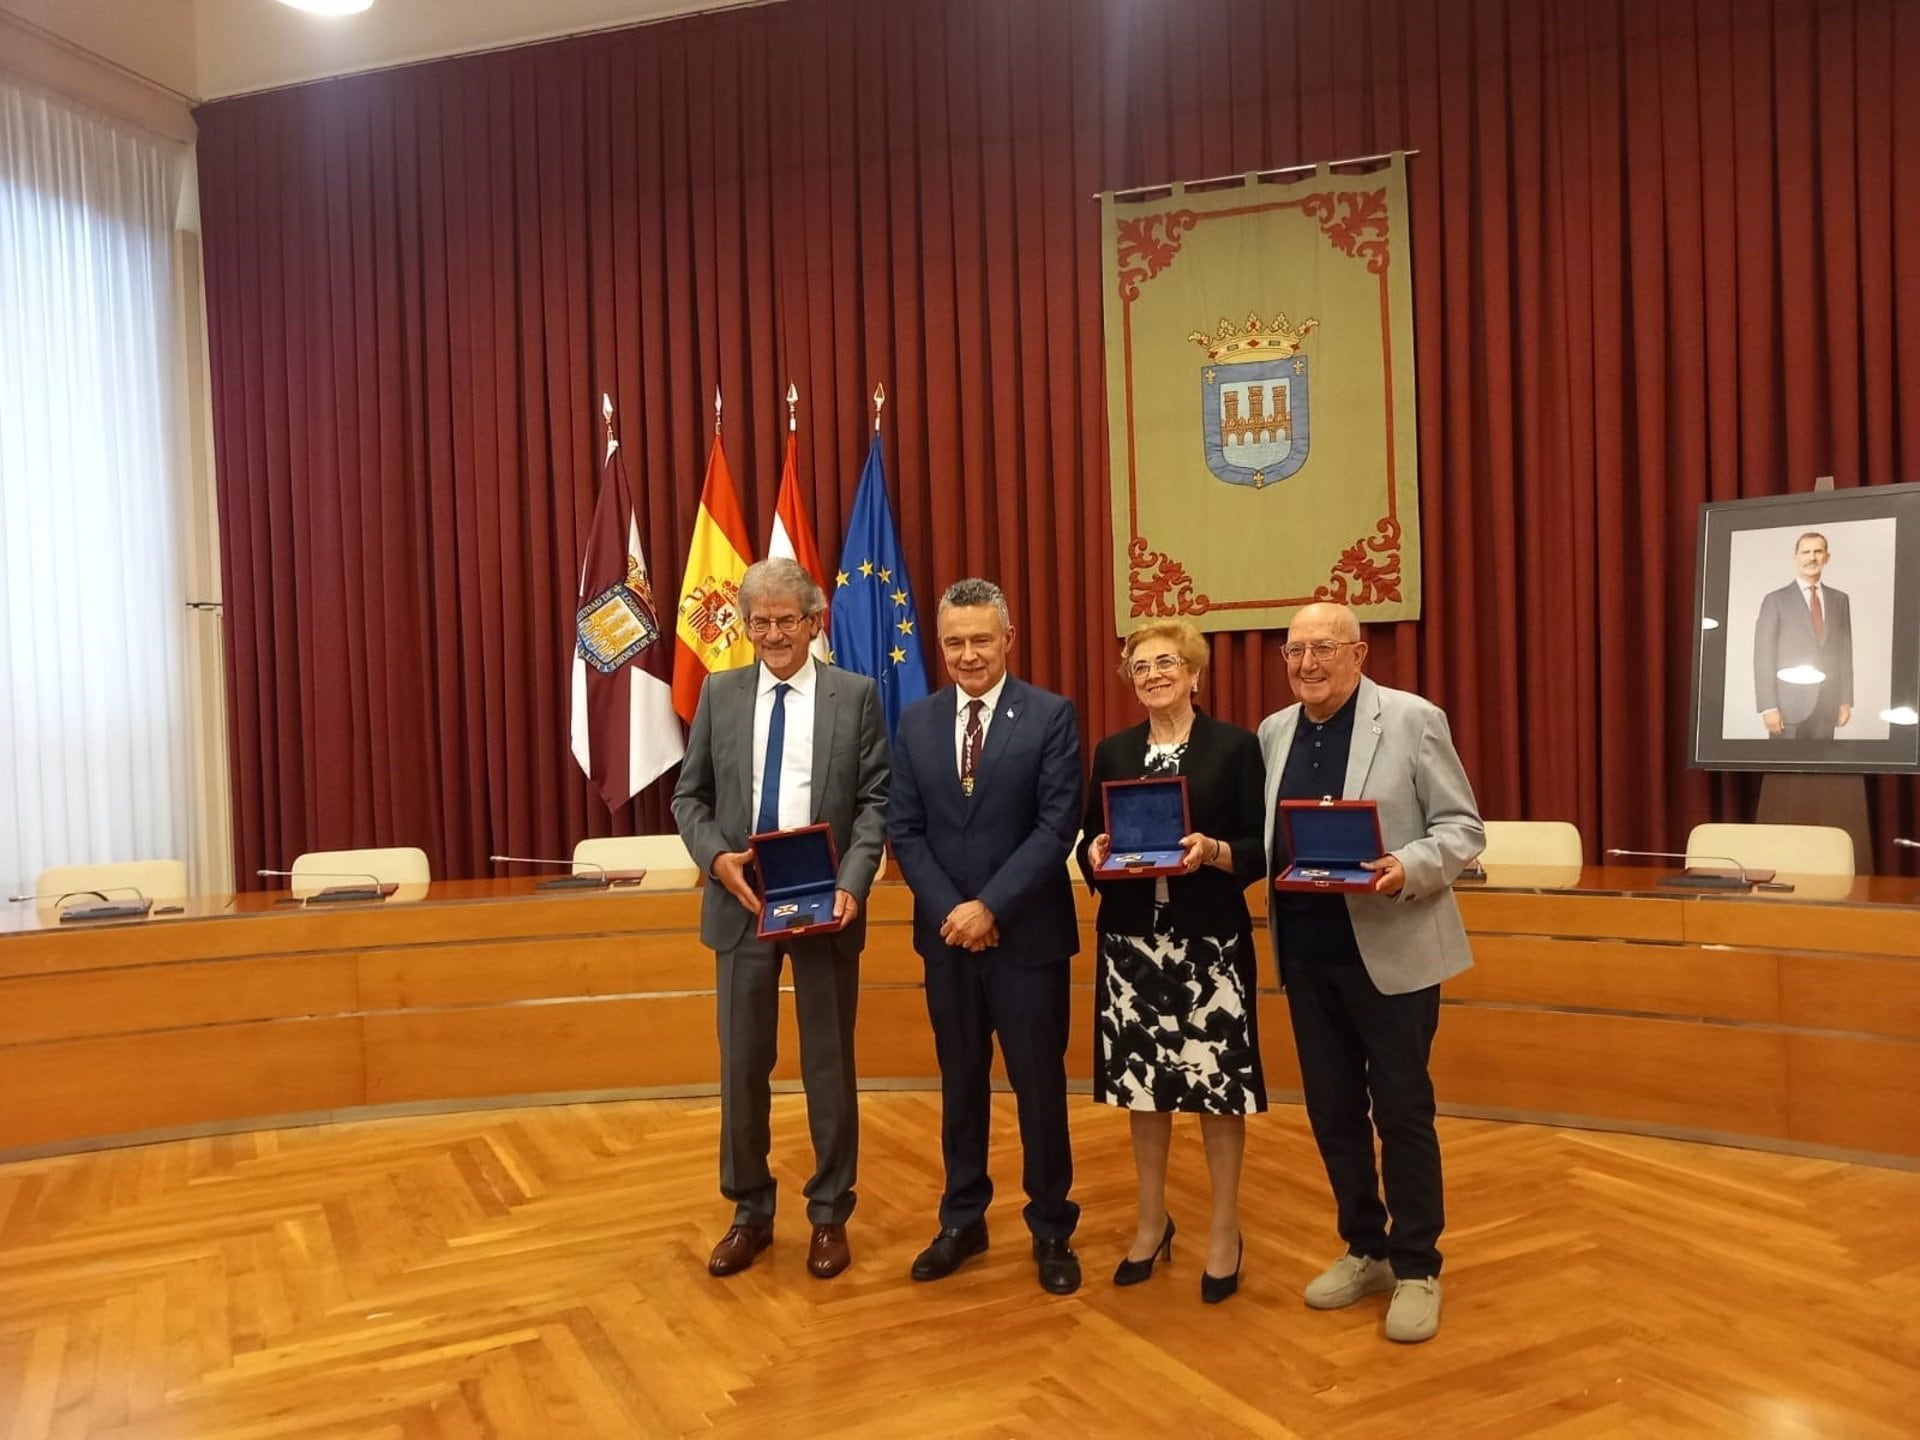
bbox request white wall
[194,0,771,99]
[0,0,198,138]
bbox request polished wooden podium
[3,867,1916,1163]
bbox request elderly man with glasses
[1258,601,1484,1343]
[672,557,890,1282]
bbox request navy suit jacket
[888,677,1083,963]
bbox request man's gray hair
[938,577,1011,629]
[739,557,826,619]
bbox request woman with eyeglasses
[1075,618,1267,1302]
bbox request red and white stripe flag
[766,388,832,661]
[571,395,684,808]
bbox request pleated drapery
[194,0,1920,886]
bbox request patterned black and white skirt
[1094,920,1266,1114]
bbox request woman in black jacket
[1077,619,1267,1302]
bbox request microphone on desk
[1604,849,1781,891]
[5,886,154,921]
[256,868,394,903]
[487,854,612,891]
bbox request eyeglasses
[1282,640,1359,663]
[1127,654,1185,678]
[746,615,809,636]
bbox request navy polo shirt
[1271,688,1364,960]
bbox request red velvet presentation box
[1093,775,1192,879]
[748,822,846,941]
[1272,799,1385,893]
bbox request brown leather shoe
[808,1223,851,1279]
[707,1223,772,1277]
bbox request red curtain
[195,0,1920,885]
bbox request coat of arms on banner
[1195,314,1317,489]
[681,577,744,653]
[578,557,662,672]
[1099,156,1421,633]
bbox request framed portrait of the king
[1690,485,1920,772]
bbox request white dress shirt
[953,674,1009,777]
[751,657,817,832]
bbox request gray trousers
[716,936,860,1227]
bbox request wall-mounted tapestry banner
[1100,154,1420,634]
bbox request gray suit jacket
[1258,675,1484,995]
[672,662,890,954]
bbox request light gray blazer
[1258,675,1485,995]
[672,662,890,954]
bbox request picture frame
[1689,485,1920,772]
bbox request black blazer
[1075,710,1267,941]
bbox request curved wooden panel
[2,871,1916,1162]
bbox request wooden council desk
[2,867,1915,1164]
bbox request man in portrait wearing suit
[1753,530,1853,742]
[671,557,890,1281]
[1259,601,1484,1344]
[887,577,1086,1294]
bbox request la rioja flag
[766,411,832,662]
[571,395,684,808]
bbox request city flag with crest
[1100,153,1420,633]
[830,434,928,738]
[571,395,684,808]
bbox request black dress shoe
[1112,1217,1175,1287]
[1033,1237,1081,1295]
[1200,1236,1243,1304]
[910,1220,988,1281]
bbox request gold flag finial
[872,382,886,434]
[787,382,798,433]
[601,392,618,465]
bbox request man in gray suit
[1259,601,1483,1343]
[672,558,889,1281]
[1754,531,1853,742]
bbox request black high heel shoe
[1200,1236,1243,1304]
[1112,1218,1175,1287]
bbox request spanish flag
[672,433,756,721]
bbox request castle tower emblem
[1192,313,1316,489]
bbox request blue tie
[756,681,791,834]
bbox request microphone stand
[488,855,612,891]
[1603,849,1782,891]
[257,869,394,903]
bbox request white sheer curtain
[0,78,216,899]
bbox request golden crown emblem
[1187,312,1319,364]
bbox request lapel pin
[1372,724,1383,735]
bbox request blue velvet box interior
[750,824,845,939]
[1273,800,1383,892]
[1095,776,1190,878]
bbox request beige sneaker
[1384,1276,1442,1342]
[1303,1252,1395,1309]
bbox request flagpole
[787,382,798,433]
[601,392,618,465]
[872,382,885,434]
[714,385,723,436]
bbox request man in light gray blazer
[1259,601,1483,1344]
[672,558,889,1282]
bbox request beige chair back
[1684,822,1856,878]
[35,860,189,911]
[573,835,699,890]
[291,846,432,898]
[1477,820,1584,868]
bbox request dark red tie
[1809,585,1825,644]
[962,699,984,792]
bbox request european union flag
[830,435,929,738]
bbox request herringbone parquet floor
[1,1094,1915,1438]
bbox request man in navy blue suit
[888,577,1085,1294]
